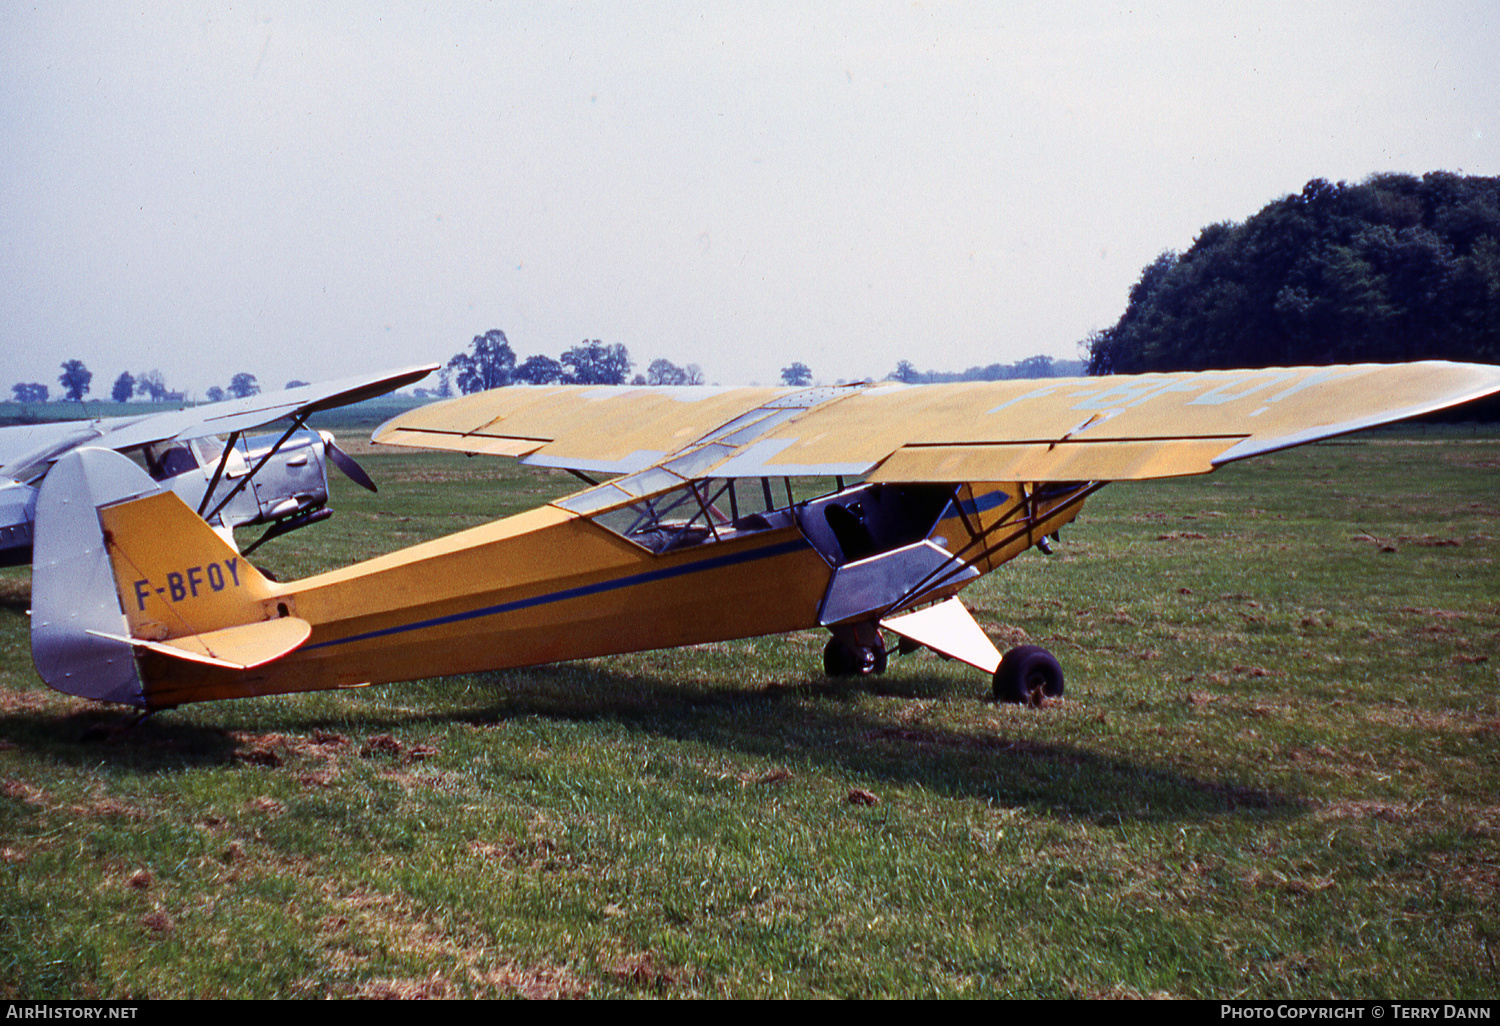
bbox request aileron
[870,436,1244,483]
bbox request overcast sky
[2,1,1494,396]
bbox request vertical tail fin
[32,448,300,708]
[96,474,276,641]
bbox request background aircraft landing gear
[823,635,888,677]
[992,645,1064,705]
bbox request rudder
[32,448,287,707]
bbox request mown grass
[1,427,1496,998]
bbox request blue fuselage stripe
[950,488,1011,519]
[304,535,811,652]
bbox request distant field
[1,430,1496,998]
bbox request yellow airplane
[28,361,1500,716]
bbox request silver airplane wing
[0,365,436,482]
[0,364,436,565]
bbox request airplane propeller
[320,431,379,493]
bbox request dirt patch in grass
[360,733,440,761]
[318,878,589,998]
[1353,533,1479,552]
[76,798,148,820]
[476,962,589,999]
[1424,850,1500,906]
[739,766,793,786]
[0,576,30,611]
[0,686,64,714]
[1393,606,1474,622]
[246,795,285,816]
[2,779,47,806]
[1356,703,1492,734]
[976,620,1032,648]
[225,730,362,781]
[356,961,588,1000]
[1312,799,1420,823]
[607,949,691,994]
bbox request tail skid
[32,448,304,708]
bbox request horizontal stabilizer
[881,597,1002,674]
[87,616,312,670]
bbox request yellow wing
[373,384,796,473]
[374,363,1500,483]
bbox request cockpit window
[192,436,224,464]
[580,476,800,554]
[139,435,249,483]
[152,444,198,479]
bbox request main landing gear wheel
[823,637,888,677]
[992,645,1065,705]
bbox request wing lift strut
[194,417,332,557]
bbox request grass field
[1,427,1497,998]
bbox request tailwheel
[823,636,887,677]
[992,645,1064,706]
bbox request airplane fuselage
[96,472,1088,709]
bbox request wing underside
[373,362,1500,485]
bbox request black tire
[992,645,1065,704]
[824,637,887,677]
[824,637,857,676]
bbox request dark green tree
[111,371,136,403]
[1088,173,1500,375]
[58,360,91,403]
[228,373,260,399]
[513,354,563,385]
[447,330,516,394]
[135,369,169,402]
[11,383,48,403]
[645,358,687,385]
[780,361,812,386]
[889,360,921,383]
[561,341,632,385]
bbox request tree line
[439,342,1085,398]
[9,362,268,405]
[885,354,1087,384]
[436,331,706,395]
[1087,172,1500,375]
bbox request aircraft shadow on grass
[0,660,1303,825]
